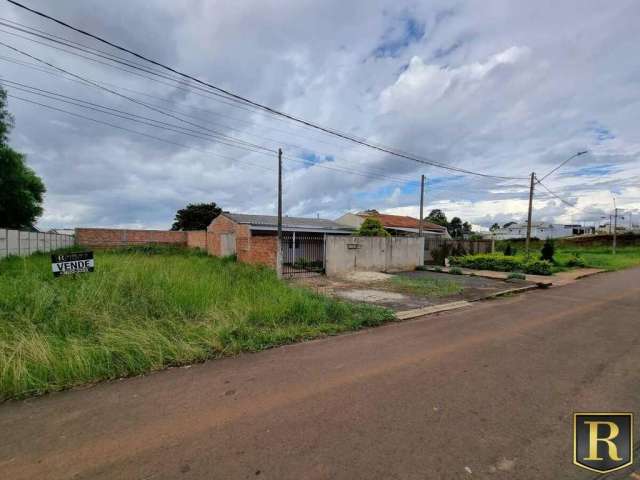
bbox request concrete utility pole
[525,172,535,258]
[277,148,283,277]
[277,148,283,243]
[418,174,425,237]
[612,197,618,255]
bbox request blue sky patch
[572,164,615,177]
[373,16,425,58]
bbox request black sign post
[51,251,94,277]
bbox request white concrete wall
[0,229,75,258]
[325,236,424,276]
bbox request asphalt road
[1,268,639,480]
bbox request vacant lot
[0,247,392,400]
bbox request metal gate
[280,232,325,277]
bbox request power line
[0,44,418,183]
[534,177,576,207]
[5,90,415,185]
[538,150,588,182]
[4,0,527,181]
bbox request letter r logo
[574,413,633,473]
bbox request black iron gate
[280,232,325,276]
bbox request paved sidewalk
[427,266,603,286]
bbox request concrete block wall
[0,229,75,258]
[325,236,424,276]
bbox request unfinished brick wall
[76,228,190,248]
[186,231,208,250]
[240,235,278,268]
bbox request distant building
[48,228,75,236]
[489,222,594,240]
[335,210,451,238]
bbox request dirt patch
[336,289,407,303]
[339,271,393,283]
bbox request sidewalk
[424,266,604,286]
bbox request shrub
[540,238,555,262]
[449,267,463,275]
[433,266,443,272]
[504,243,515,256]
[507,272,526,280]
[450,253,553,276]
[357,218,390,237]
[566,254,586,268]
[430,243,452,266]
[523,260,553,275]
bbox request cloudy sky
[1,0,639,230]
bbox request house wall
[325,236,424,276]
[334,213,364,229]
[76,228,189,248]
[207,216,277,268]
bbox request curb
[394,283,543,320]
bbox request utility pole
[525,172,535,258]
[418,174,425,237]
[612,197,618,255]
[277,148,283,242]
[277,148,283,277]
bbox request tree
[490,222,501,231]
[426,209,448,227]
[462,221,473,236]
[503,221,517,228]
[357,217,390,237]
[449,217,463,238]
[540,238,555,262]
[171,202,222,230]
[0,87,46,229]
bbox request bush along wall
[450,253,553,276]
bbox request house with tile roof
[335,210,451,238]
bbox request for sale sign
[51,252,94,277]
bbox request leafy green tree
[490,222,500,231]
[357,217,390,237]
[0,87,12,145]
[503,221,517,228]
[0,88,46,229]
[462,221,473,236]
[449,217,463,238]
[171,202,222,230]
[426,209,448,227]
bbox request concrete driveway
[1,268,639,479]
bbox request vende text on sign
[51,251,94,277]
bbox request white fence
[0,229,75,258]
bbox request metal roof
[223,213,354,232]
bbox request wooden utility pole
[277,148,283,243]
[525,172,535,258]
[418,174,425,237]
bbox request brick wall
[207,216,278,268]
[186,231,208,250]
[76,228,190,248]
[240,235,278,268]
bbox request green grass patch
[0,248,393,400]
[386,275,463,297]
[554,246,640,271]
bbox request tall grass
[0,247,393,400]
